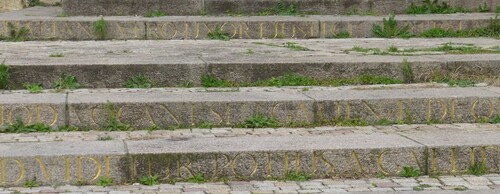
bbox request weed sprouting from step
[441,79,475,87]
[98,135,113,141]
[144,10,167,17]
[284,42,310,51]
[497,6,500,13]
[104,102,132,131]
[413,184,432,191]
[399,166,420,177]
[258,0,298,16]
[139,175,159,186]
[197,122,214,129]
[93,17,108,40]
[402,59,414,84]
[333,118,368,127]
[187,174,206,183]
[207,26,230,41]
[376,118,394,126]
[201,75,236,87]
[124,75,153,88]
[284,171,311,181]
[489,116,500,124]
[330,31,351,38]
[27,0,45,7]
[56,12,69,17]
[406,0,468,14]
[477,3,490,12]
[0,61,9,89]
[53,73,80,90]
[49,53,64,57]
[97,176,113,186]
[454,186,468,191]
[239,114,280,128]
[256,73,318,87]
[0,23,29,42]
[1,118,52,133]
[372,14,413,38]
[24,83,44,93]
[23,178,39,188]
[468,162,488,176]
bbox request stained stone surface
[0,7,497,40]
[0,0,25,12]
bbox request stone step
[0,38,499,88]
[3,86,500,129]
[60,0,499,16]
[0,7,497,40]
[0,124,499,186]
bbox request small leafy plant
[259,0,297,16]
[0,23,28,42]
[284,42,310,51]
[239,114,280,128]
[0,61,9,89]
[93,17,108,40]
[1,118,52,133]
[402,59,414,83]
[399,166,420,177]
[49,53,64,57]
[124,75,153,88]
[372,14,413,38]
[468,162,488,176]
[24,83,44,93]
[207,26,230,41]
[103,102,132,131]
[53,73,80,90]
[187,174,206,183]
[201,75,236,87]
[97,176,113,186]
[139,175,159,186]
[23,179,39,188]
[284,171,310,181]
[144,10,167,17]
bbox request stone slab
[0,0,25,12]
[305,87,500,124]
[0,141,127,186]
[125,133,425,180]
[66,91,314,129]
[0,7,497,39]
[61,0,496,16]
[0,93,66,128]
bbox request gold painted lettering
[350,151,365,175]
[231,153,258,178]
[311,151,335,176]
[77,157,102,182]
[0,159,25,184]
[470,99,494,119]
[213,154,230,179]
[8,106,32,125]
[159,104,181,125]
[36,157,51,181]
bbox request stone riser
[0,132,499,186]
[5,55,500,89]
[61,0,498,16]
[3,87,500,129]
[0,14,494,40]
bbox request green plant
[207,26,230,41]
[93,17,107,40]
[246,49,254,54]
[387,45,399,52]
[284,171,310,181]
[0,23,29,42]
[402,59,414,83]
[27,0,44,7]
[144,10,167,17]
[489,116,500,123]
[49,53,64,57]
[406,0,468,14]
[97,176,113,186]
[331,31,350,38]
[23,179,39,188]
[57,12,69,17]
[201,75,236,87]
[1,118,52,133]
[239,114,280,128]
[399,166,420,177]
[468,162,488,176]
[477,3,490,12]
[0,61,9,89]
[53,73,80,90]
[372,14,413,38]
[497,6,500,13]
[187,174,206,183]
[284,42,310,51]
[24,83,43,93]
[103,102,132,131]
[98,136,113,141]
[139,175,159,186]
[376,118,394,126]
[198,122,214,129]
[256,73,318,87]
[334,118,368,126]
[259,0,297,16]
[124,75,153,88]
[454,186,468,191]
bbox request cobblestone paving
[0,174,499,193]
[0,123,499,143]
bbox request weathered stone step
[1,38,499,88]
[0,125,499,186]
[3,87,500,129]
[61,0,499,16]
[0,7,497,40]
